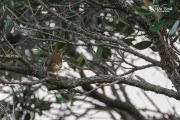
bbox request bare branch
[46,75,180,101]
[0,62,45,78]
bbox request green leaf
[165,20,174,26]
[29,2,39,9]
[69,58,77,64]
[61,93,73,101]
[38,53,48,58]
[102,47,111,59]
[115,21,135,35]
[2,0,9,3]
[23,86,34,97]
[56,97,65,104]
[122,38,135,46]
[150,46,158,52]
[68,57,78,69]
[32,98,52,110]
[56,42,66,49]
[11,90,19,106]
[4,16,14,33]
[133,41,152,50]
[169,20,180,36]
[77,54,85,67]
[97,46,103,58]
[56,20,62,27]
[149,20,165,32]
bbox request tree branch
[107,0,180,91]
[46,75,180,101]
[0,62,45,78]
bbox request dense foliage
[0,0,180,119]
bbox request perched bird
[44,50,64,79]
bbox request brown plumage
[44,50,64,79]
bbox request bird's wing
[44,56,53,66]
[44,54,61,66]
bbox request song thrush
[44,50,64,79]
